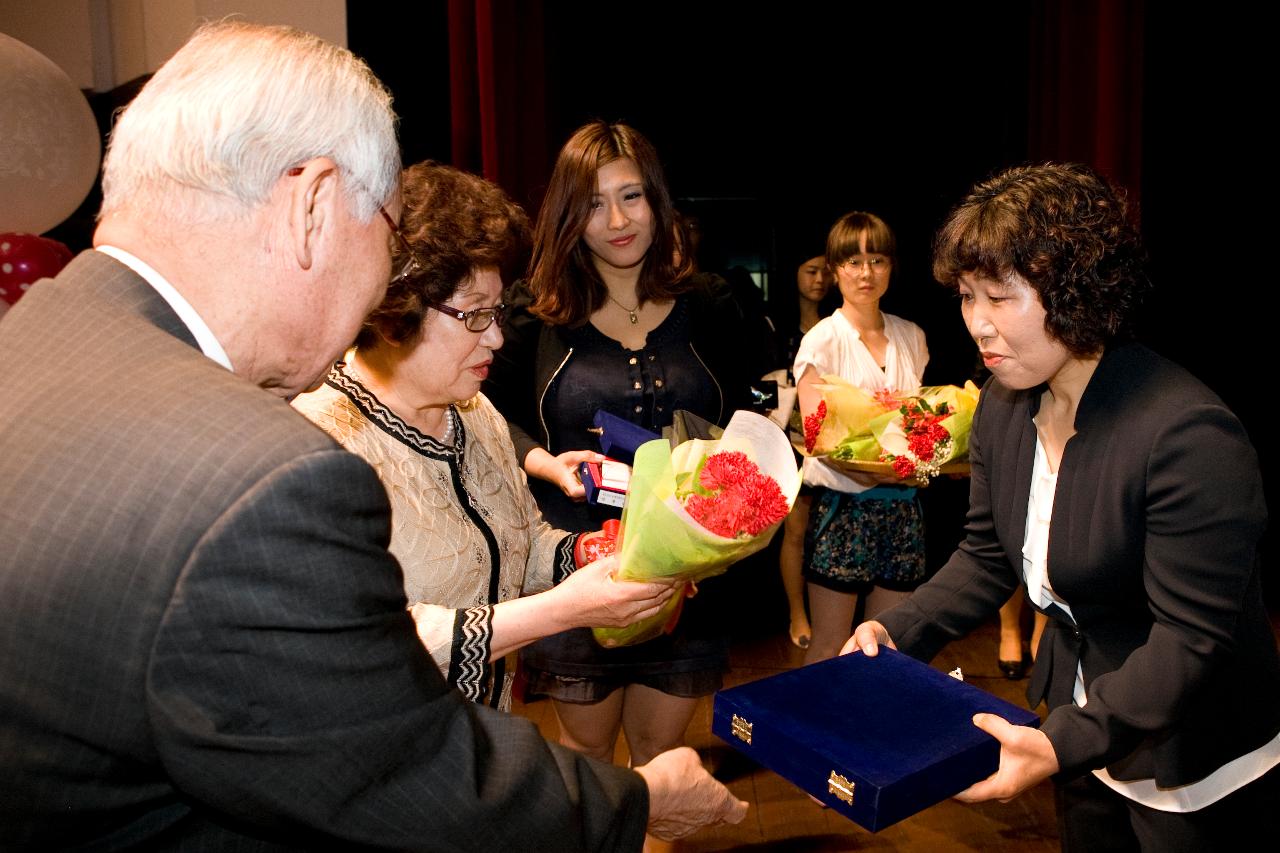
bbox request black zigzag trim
[447,605,493,704]
[326,363,464,460]
[554,534,578,584]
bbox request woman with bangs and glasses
[484,121,755,790]
[293,161,674,711]
[793,211,931,666]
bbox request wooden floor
[513,616,1060,852]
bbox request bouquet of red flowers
[805,380,980,484]
[593,411,801,647]
[877,395,962,481]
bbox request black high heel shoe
[998,654,1029,680]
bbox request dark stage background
[349,0,1275,608]
[53,2,1269,616]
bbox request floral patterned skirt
[803,485,926,593]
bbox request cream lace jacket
[293,364,575,710]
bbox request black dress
[485,275,755,698]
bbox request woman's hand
[840,620,897,656]
[483,555,675,660]
[555,554,676,628]
[954,715,1059,803]
[524,447,604,500]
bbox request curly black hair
[933,163,1149,356]
[357,161,530,347]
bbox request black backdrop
[349,1,1275,608]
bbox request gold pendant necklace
[608,292,640,324]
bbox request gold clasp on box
[828,771,855,805]
[730,714,752,745]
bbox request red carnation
[907,422,950,461]
[891,455,917,478]
[683,451,790,538]
[803,400,827,453]
[698,451,755,491]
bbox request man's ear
[285,158,340,271]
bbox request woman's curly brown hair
[357,161,530,348]
[933,163,1149,356]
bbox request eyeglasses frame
[421,299,507,332]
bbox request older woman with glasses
[293,161,673,711]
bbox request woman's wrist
[523,447,560,485]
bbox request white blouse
[792,310,928,492]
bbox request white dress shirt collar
[95,245,233,371]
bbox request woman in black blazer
[850,164,1280,851]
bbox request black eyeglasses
[423,300,506,332]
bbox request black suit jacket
[0,251,646,850]
[880,343,1280,787]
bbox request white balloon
[0,33,102,234]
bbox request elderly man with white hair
[0,21,745,850]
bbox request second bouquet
[593,410,801,647]
[803,379,980,483]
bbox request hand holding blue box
[712,648,1041,832]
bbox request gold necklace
[607,292,640,324]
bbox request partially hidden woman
[778,250,835,650]
[484,121,755,770]
[795,212,930,665]
[848,163,1280,851]
[293,162,673,711]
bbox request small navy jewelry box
[591,410,659,466]
[712,647,1042,832]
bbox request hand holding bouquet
[593,411,801,647]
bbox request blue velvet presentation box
[712,648,1041,832]
[591,410,659,466]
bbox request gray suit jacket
[0,251,646,850]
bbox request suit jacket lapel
[1002,391,1038,564]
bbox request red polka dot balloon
[0,233,72,306]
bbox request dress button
[654,379,664,388]
[633,381,642,390]
[634,405,642,413]
[629,357,638,365]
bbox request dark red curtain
[447,0,549,213]
[1028,0,1145,219]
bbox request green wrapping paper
[593,411,801,647]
